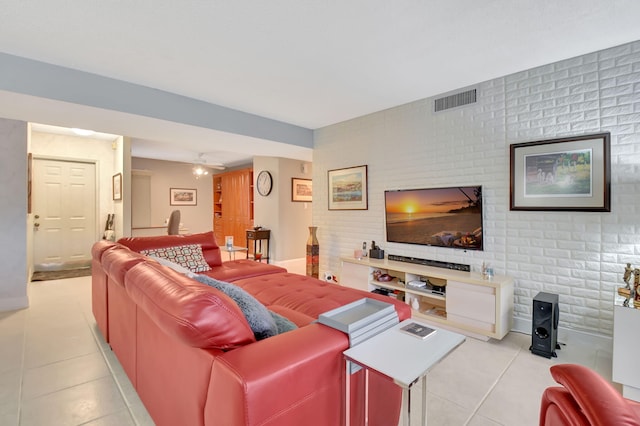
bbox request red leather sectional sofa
[539,364,640,425]
[91,231,411,426]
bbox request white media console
[340,256,514,340]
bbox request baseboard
[273,258,306,275]
[512,316,613,353]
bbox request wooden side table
[246,229,270,263]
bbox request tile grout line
[463,345,523,426]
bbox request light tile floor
[0,276,615,426]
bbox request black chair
[167,210,181,235]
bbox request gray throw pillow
[269,311,298,334]
[193,274,278,340]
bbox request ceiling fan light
[193,165,209,178]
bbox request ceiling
[2,1,640,167]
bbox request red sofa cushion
[232,272,412,322]
[118,231,223,267]
[203,259,286,282]
[125,261,256,350]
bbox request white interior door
[33,158,97,271]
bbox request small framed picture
[112,173,122,201]
[328,165,368,210]
[510,133,610,212]
[292,178,312,202]
[170,188,197,206]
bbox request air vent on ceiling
[434,88,477,112]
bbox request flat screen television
[384,186,483,251]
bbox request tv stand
[340,256,514,340]
[387,254,470,272]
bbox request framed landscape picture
[328,165,368,210]
[510,133,610,212]
[292,178,312,202]
[170,188,197,206]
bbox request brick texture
[314,40,640,337]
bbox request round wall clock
[256,170,273,196]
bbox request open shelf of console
[340,256,514,340]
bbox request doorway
[32,158,97,271]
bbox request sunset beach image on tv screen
[384,186,483,250]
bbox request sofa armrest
[207,323,402,426]
[540,387,590,426]
[542,364,640,426]
[206,323,348,425]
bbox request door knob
[34,214,40,219]
[34,223,40,228]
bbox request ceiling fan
[192,153,225,178]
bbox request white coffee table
[343,319,465,426]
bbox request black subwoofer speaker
[530,292,560,358]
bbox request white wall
[276,158,313,260]
[314,41,640,337]
[253,157,313,262]
[0,118,29,310]
[117,136,128,237]
[131,157,214,234]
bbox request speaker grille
[434,89,477,112]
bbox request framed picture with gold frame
[328,165,368,210]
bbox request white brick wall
[313,40,640,337]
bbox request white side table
[343,319,465,426]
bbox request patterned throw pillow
[141,244,211,273]
[148,255,196,276]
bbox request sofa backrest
[124,261,256,350]
[91,239,118,262]
[102,245,148,288]
[118,231,222,267]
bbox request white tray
[318,298,396,334]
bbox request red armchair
[540,364,640,426]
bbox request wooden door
[234,169,252,245]
[216,169,253,249]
